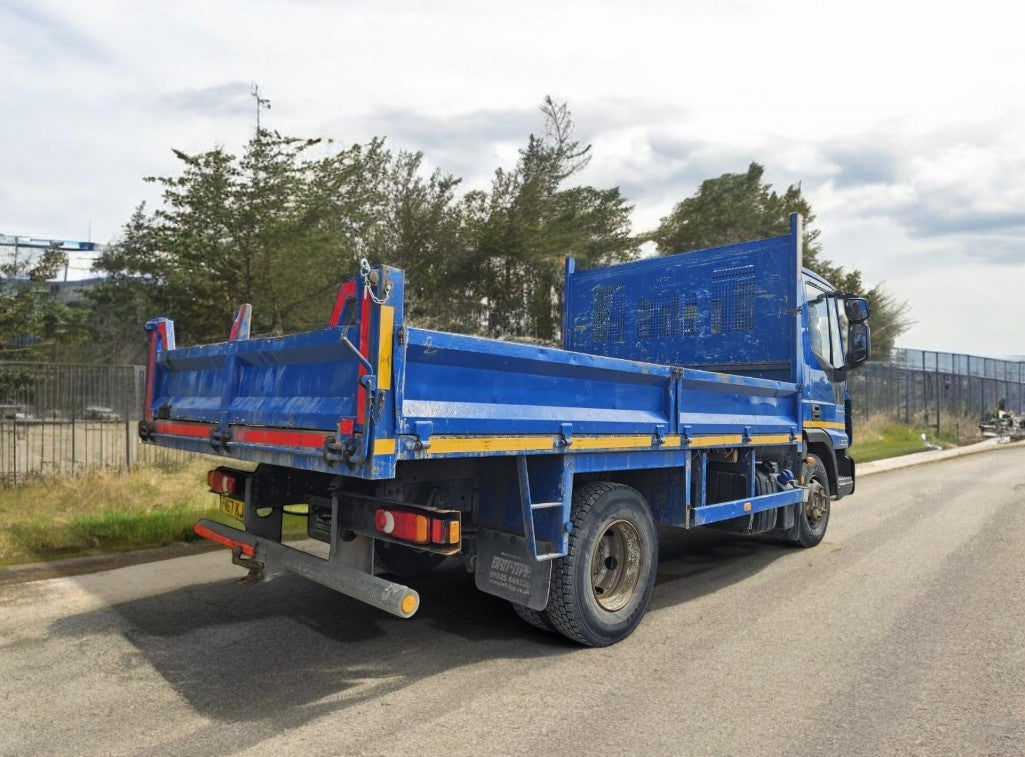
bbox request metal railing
[0,362,181,485]
[0,361,146,422]
[0,418,193,486]
[849,349,1025,433]
[2,349,1022,484]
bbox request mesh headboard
[563,232,801,381]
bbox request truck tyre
[546,482,658,647]
[790,454,830,548]
[376,542,446,578]
[511,603,556,633]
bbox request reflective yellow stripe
[688,435,744,447]
[374,438,396,456]
[427,436,554,454]
[573,435,660,450]
[377,306,394,391]
[753,434,795,445]
[805,420,845,430]
[686,434,794,446]
[418,432,795,455]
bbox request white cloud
[2,0,1024,356]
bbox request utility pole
[251,83,271,135]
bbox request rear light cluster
[207,469,239,495]
[374,508,460,546]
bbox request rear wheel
[546,482,658,647]
[511,603,556,633]
[790,454,830,547]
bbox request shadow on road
[46,528,793,741]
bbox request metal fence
[0,361,146,422]
[2,349,1023,484]
[0,362,184,485]
[850,349,1025,433]
[0,418,193,485]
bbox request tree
[0,242,85,360]
[91,96,639,351]
[363,150,467,331]
[464,97,639,341]
[650,163,911,359]
[93,130,394,345]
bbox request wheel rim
[589,519,642,612]
[805,477,829,529]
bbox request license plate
[219,494,244,521]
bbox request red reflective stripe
[338,418,354,435]
[233,428,328,447]
[193,523,254,556]
[154,421,213,438]
[357,292,371,424]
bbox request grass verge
[0,459,306,567]
[849,413,968,463]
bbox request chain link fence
[849,349,1025,435]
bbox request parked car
[80,405,122,422]
[0,404,33,421]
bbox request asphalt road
[2,446,1024,756]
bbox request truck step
[530,501,562,510]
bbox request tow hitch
[193,519,420,618]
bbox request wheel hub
[590,519,642,612]
[806,480,828,527]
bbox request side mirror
[846,321,870,366]
[844,296,870,323]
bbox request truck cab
[802,269,870,498]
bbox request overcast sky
[2,0,1023,358]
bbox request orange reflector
[743,502,752,512]
[430,518,461,545]
[401,593,418,614]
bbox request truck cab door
[803,280,848,431]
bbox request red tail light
[207,469,239,495]
[430,518,460,545]
[375,508,429,543]
[375,508,461,546]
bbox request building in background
[0,233,104,283]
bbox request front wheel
[546,482,658,647]
[789,454,830,547]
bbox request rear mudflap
[474,528,552,611]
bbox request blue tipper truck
[140,214,870,646]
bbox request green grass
[848,415,964,463]
[7,505,207,560]
[0,460,307,566]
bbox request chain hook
[359,258,393,305]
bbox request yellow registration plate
[219,494,245,521]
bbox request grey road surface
[2,446,1024,756]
